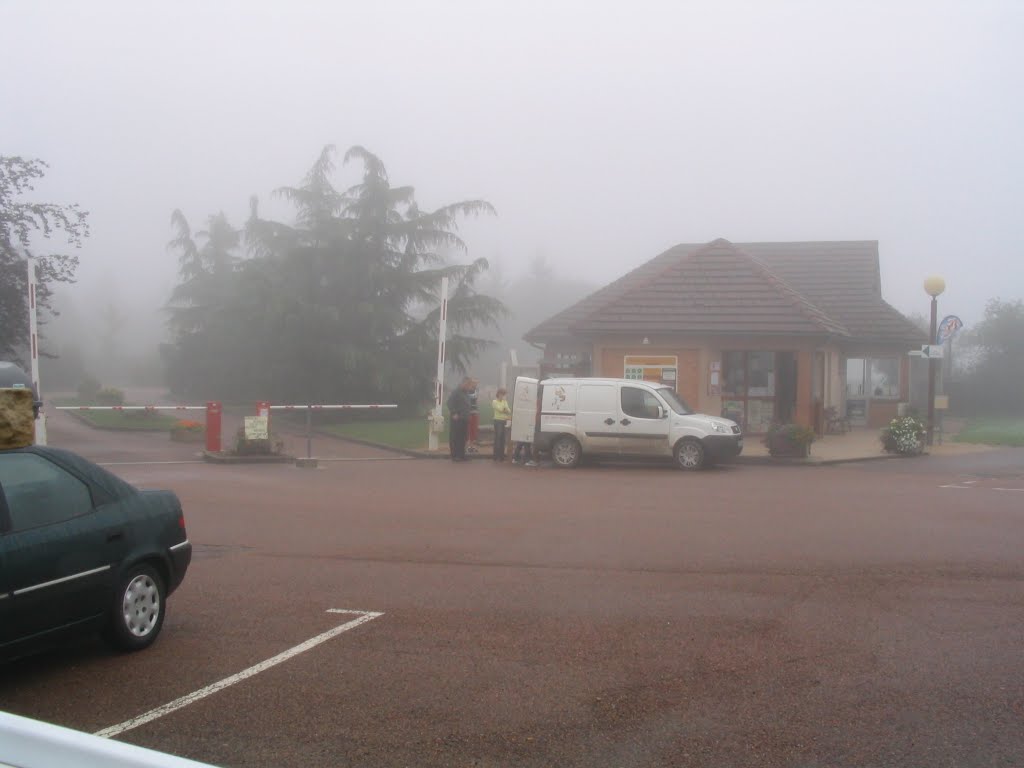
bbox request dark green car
[0,446,191,661]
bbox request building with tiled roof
[524,239,926,432]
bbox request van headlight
[712,422,729,433]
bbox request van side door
[617,385,673,456]
[574,383,621,456]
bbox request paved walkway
[440,424,997,466]
[739,426,995,464]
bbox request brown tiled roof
[740,241,924,343]
[525,239,925,345]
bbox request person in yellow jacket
[491,387,512,462]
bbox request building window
[846,357,900,400]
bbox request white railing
[0,710,218,768]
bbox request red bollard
[205,401,222,453]
[256,400,271,433]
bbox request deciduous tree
[0,156,88,361]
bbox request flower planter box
[768,436,810,458]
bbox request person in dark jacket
[447,377,474,461]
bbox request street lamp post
[923,275,946,447]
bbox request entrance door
[776,351,797,423]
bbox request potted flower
[763,422,816,458]
[880,415,925,455]
[170,419,205,443]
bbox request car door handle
[604,418,615,425]
[620,418,631,426]
[106,531,124,543]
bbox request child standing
[491,388,511,462]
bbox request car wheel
[105,563,166,652]
[674,439,705,471]
[550,436,582,468]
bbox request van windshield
[656,387,693,414]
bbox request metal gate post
[205,401,222,453]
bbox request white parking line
[95,609,383,739]
[993,488,1024,492]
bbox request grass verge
[953,418,1024,447]
[54,399,180,431]
[318,402,495,452]
[319,417,443,451]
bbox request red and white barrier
[56,402,224,453]
[261,403,397,460]
[58,406,205,411]
[268,404,397,410]
[52,400,399,461]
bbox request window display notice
[746,399,775,433]
[624,356,678,388]
[722,399,745,425]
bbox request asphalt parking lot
[2,415,1023,767]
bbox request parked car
[0,446,191,661]
[516,376,742,470]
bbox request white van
[525,377,742,470]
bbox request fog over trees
[161,146,504,411]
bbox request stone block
[0,388,35,449]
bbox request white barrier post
[26,257,46,446]
[305,404,313,460]
[428,277,449,451]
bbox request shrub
[233,426,283,456]
[76,376,101,402]
[95,387,125,406]
[762,422,816,456]
[171,419,204,433]
[880,416,925,455]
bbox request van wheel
[551,436,582,468]
[674,439,705,471]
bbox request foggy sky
[3,0,1022,349]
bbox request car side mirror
[658,405,668,419]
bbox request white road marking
[992,487,1024,492]
[939,484,972,489]
[94,609,383,739]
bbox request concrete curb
[311,431,953,467]
[202,450,297,465]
